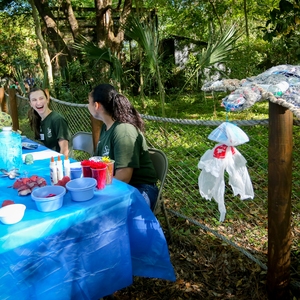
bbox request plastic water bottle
[268,81,289,97]
[0,126,23,172]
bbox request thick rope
[9,92,300,126]
[141,114,269,126]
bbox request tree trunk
[33,0,72,69]
[29,0,53,86]
[94,0,111,47]
[62,0,79,40]
[94,0,132,55]
[112,0,132,56]
[243,0,249,40]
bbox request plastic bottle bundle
[222,93,246,111]
[288,76,300,86]
[0,126,23,172]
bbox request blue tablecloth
[0,144,176,299]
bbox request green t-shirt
[96,122,157,186]
[40,111,71,153]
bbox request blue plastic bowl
[66,177,97,202]
[31,185,66,212]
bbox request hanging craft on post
[198,122,254,222]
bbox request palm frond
[13,66,26,95]
[72,35,123,82]
[180,24,242,94]
[123,15,158,73]
[204,25,242,66]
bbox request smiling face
[29,90,50,119]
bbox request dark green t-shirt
[40,111,71,153]
[96,122,157,186]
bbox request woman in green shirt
[28,88,71,157]
[88,83,158,210]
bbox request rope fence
[8,91,300,287]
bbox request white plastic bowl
[31,185,66,212]
[89,156,103,162]
[0,204,26,225]
[66,177,97,201]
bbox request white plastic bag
[198,144,254,222]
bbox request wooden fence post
[8,88,20,131]
[0,87,7,112]
[267,101,293,299]
[90,115,102,152]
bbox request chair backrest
[71,132,94,156]
[148,148,168,213]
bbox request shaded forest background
[1,0,300,113]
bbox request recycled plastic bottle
[0,126,23,172]
[268,81,289,97]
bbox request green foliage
[50,60,93,102]
[72,35,123,84]
[178,24,242,94]
[259,0,300,64]
[123,15,167,116]
[2,0,300,105]
[263,0,300,41]
[124,15,159,74]
[0,11,36,78]
[227,38,270,79]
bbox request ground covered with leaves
[112,215,283,300]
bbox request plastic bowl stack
[66,177,97,201]
[70,162,83,179]
[0,204,26,224]
[31,185,66,212]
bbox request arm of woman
[58,139,69,157]
[114,167,133,183]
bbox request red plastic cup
[82,165,92,177]
[91,167,107,189]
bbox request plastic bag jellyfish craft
[197,122,254,222]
